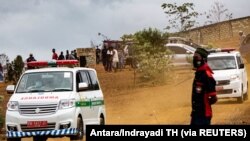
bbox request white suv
[5,63,106,141]
[207,50,248,103]
[165,43,196,67]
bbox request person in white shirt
[112,48,119,72]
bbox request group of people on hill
[26,49,78,63]
[52,48,78,60]
[100,45,126,72]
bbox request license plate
[216,86,224,91]
[27,121,48,128]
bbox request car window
[208,56,237,70]
[236,56,241,67]
[88,70,100,90]
[16,72,73,93]
[79,71,91,90]
[168,46,187,54]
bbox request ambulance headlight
[59,99,75,109]
[230,74,239,81]
[7,101,19,111]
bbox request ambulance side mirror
[239,64,244,69]
[6,85,15,94]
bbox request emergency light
[208,48,236,53]
[27,60,79,67]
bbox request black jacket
[191,63,217,117]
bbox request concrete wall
[179,16,250,48]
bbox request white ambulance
[5,60,106,141]
[207,49,248,103]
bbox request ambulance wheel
[244,82,248,100]
[237,85,244,103]
[70,117,84,140]
[100,115,105,125]
[7,138,21,141]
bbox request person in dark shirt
[73,50,78,60]
[26,53,36,62]
[65,50,70,60]
[96,46,101,64]
[26,53,36,69]
[191,47,217,125]
[58,51,65,60]
[101,45,108,71]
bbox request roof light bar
[208,48,236,53]
[27,60,79,67]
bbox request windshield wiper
[27,89,46,92]
[52,88,72,92]
[225,67,236,69]
[212,68,225,70]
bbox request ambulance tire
[100,115,105,125]
[237,85,244,103]
[70,117,84,140]
[244,82,248,101]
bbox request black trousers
[190,116,211,125]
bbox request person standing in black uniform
[101,45,108,71]
[191,48,217,125]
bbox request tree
[13,55,24,83]
[161,2,199,32]
[204,1,233,24]
[121,34,134,43]
[0,53,9,66]
[7,62,14,82]
[132,28,172,84]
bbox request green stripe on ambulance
[75,100,104,107]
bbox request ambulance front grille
[216,80,230,86]
[19,104,58,115]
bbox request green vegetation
[6,55,24,84]
[161,2,199,32]
[131,28,172,84]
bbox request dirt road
[105,67,250,125]
[16,64,250,141]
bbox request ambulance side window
[88,70,100,90]
[236,55,243,68]
[76,72,82,91]
[80,71,91,90]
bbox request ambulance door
[87,70,104,118]
[76,71,95,119]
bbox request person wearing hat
[190,47,217,125]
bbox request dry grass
[95,63,185,98]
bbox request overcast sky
[1,0,250,62]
